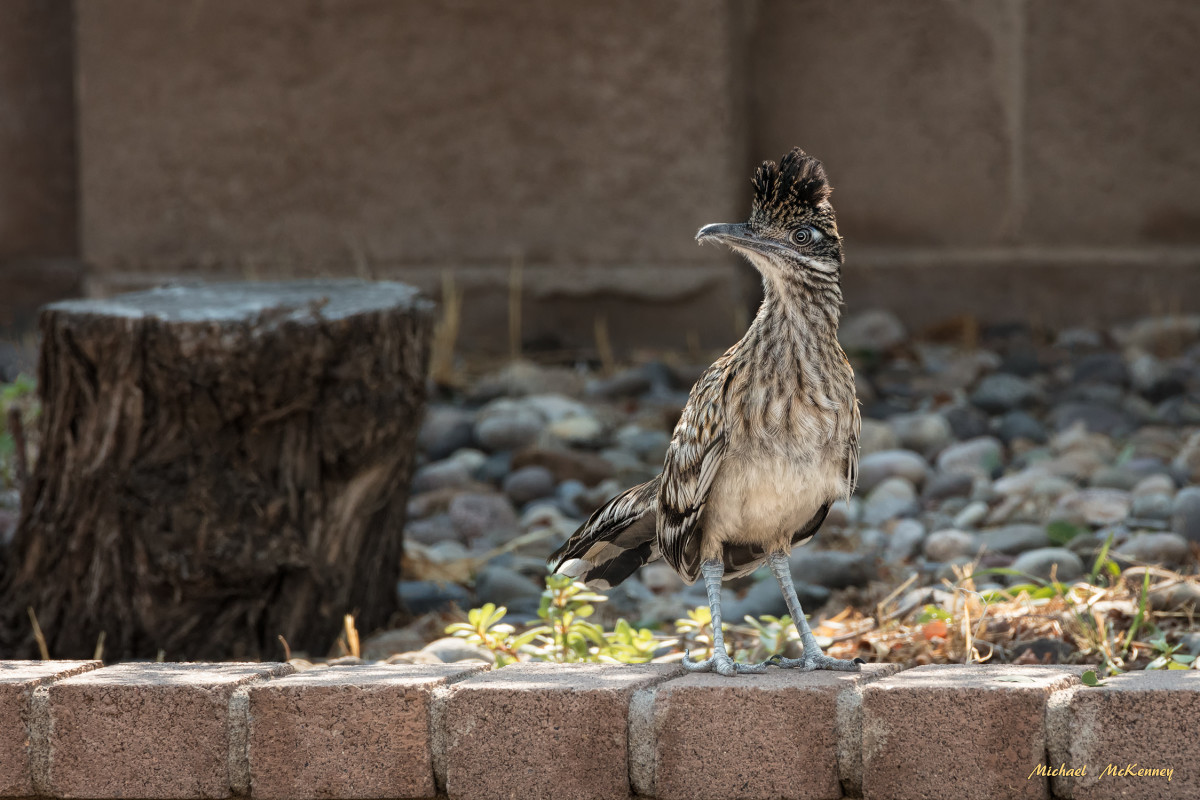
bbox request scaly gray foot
[682,649,772,676]
[768,653,864,672]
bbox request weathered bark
[0,280,433,660]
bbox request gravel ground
[391,309,1200,661]
[4,309,1200,666]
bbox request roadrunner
[548,148,863,676]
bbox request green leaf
[1081,669,1104,687]
[1047,520,1084,546]
[917,604,952,623]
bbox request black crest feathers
[751,148,832,215]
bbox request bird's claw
[682,649,771,676]
[768,653,864,672]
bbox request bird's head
[697,148,843,287]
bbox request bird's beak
[695,222,765,253]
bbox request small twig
[7,407,28,485]
[93,631,106,662]
[277,634,292,662]
[27,607,49,660]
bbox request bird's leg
[682,559,769,676]
[766,552,863,672]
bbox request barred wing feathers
[657,364,731,584]
[547,477,660,590]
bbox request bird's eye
[791,226,821,246]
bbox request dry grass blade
[430,270,463,387]
[27,607,49,660]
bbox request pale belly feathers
[699,446,847,562]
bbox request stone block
[46,662,292,799]
[1048,670,1200,799]
[0,661,99,797]
[1026,0,1200,245]
[751,0,1017,246]
[646,664,900,800]
[444,662,679,800]
[246,664,486,800]
[862,664,1081,800]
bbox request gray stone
[417,406,476,459]
[1054,489,1130,526]
[935,436,1004,478]
[1129,493,1174,522]
[1071,353,1129,386]
[1171,486,1200,544]
[1050,402,1134,437]
[1009,547,1085,583]
[503,465,557,505]
[1132,473,1176,498]
[790,550,876,590]
[1088,465,1141,491]
[412,458,475,493]
[951,500,989,530]
[397,580,472,615]
[970,373,1042,414]
[940,404,990,441]
[420,636,496,665]
[1115,533,1190,567]
[887,412,954,455]
[615,426,671,464]
[546,414,606,447]
[862,476,919,526]
[473,564,544,608]
[922,529,980,562]
[857,449,931,493]
[1116,315,1200,354]
[405,514,458,546]
[886,519,926,563]
[995,410,1048,444]
[838,309,907,352]
[921,471,975,503]
[1172,430,1200,484]
[448,492,519,541]
[474,399,546,452]
[978,524,1050,555]
[470,362,586,401]
[725,576,829,621]
[858,418,901,456]
[601,577,656,620]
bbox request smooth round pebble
[502,465,557,504]
[857,449,931,493]
[936,436,1004,478]
[1170,486,1200,543]
[1009,547,1085,583]
[923,529,980,562]
[886,519,926,562]
[1115,533,1190,566]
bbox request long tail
[547,476,660,590]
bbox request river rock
[1009,547,1085,583]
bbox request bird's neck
[731,271,851,414]
[747,273,843,350]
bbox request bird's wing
[845,398,862,501]
[657,363,731,583]
[547,476,659,590]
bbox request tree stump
[0,280,433,660]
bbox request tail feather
[547,477,660,590]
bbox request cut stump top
[44,279,430,324]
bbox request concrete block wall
[3,1,1200,350]
[2,659,1196,800]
